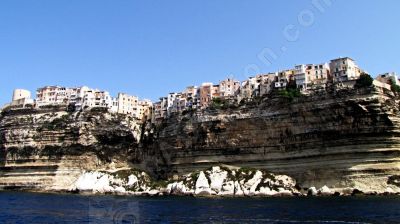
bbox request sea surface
[0,191,399,224]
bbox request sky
[1,0,400,105]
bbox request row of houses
[6,86,153,121]
[151,57,398,123]
[4,57,398,124]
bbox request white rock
[114,186,126,194]
[318,185,333,195]
[277,187,293,196]
[243,171,263,195]
[147,189,160,196]
[258,187,278,196]
[209,167,228,193]
[195,171,212,195]
[167,182,187,194]
[308,187,318,196]
[93,175,113,193]
[75,172,102,191]
[127,174,138,186]
[275,175,296,188]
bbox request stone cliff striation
[138,86,400,194]
[0,107,141,191]
[1,86,400,195]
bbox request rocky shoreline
[66,166,400,197]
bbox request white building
[240,76,261,100]
[167,92,178,115]
[219,78,240,98]
[36,86,65,107]
[329,57,361,82]
[11,89,34,107]
[183,86,199,109]
[294,64,308,90]
[116,93,138,115]
[296,63,330,90]
[66,86,90,109]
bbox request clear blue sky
[1,0,399,106]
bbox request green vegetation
[355,73,373,88]
[149,179,170,189]
[210,97,237,110]
[276,79,302,102]
[109,169,142,181]
[389,78,400,94]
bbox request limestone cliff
[1,86,400,195]
[0,107,141,191]
[138,87,400,194]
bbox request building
[275,69,295,89]
[152,96,169,123]
[137,99,153,121]
[182,86,199,109]
[36,86,65,107]
[36,86,93,108]
[297,63,330,90]
[219,78,240,99]
[167,93,178,115]
[294,64,308,90]
[11,89,34,107]
[199,83,213,108]
[171,93,187,113]
[329,57,361,83]
[259,73,277,96]
[66,86,90,109]
[212,85,220,98]
[116,93,138,115]
[376,72,400,86]
[152,101,162,123]
[81,89,113,110]
[239,75,263,101]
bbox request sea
[0,191,399,224]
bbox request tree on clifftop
[355,73,373,88]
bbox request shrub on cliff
[388,79,400,94]
[355,73,373,88]
[276,79,302,102]
[210,97,238,110]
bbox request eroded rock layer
[0,108,141,191]
[140,88,400,193]
[1,87,400,194]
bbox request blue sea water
[0,192,399,224]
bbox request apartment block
[116,93,138,115]
[199,83,213,108]
[330,57,361,82]
[137,99,153,121]
[219,78,240,99]
[259,73,277,96]
[182,86,199,109]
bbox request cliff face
[1,87,400,194]
[139,87,400,193]
[0,108,141,191]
